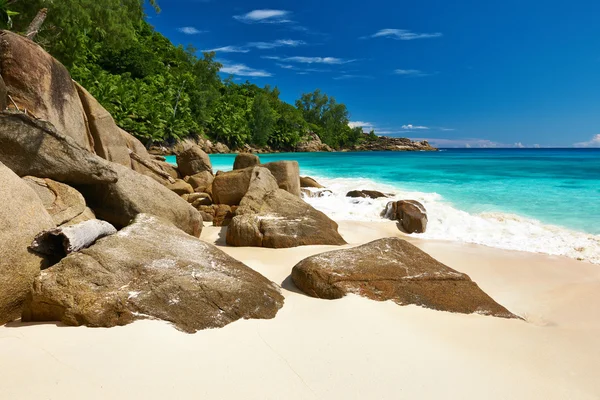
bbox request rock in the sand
[0,162,55,325]
[233,153,260,170]
[382,200,428,234]
[0,30,94,151]
[23,177,88,226]
[176,145,213,177]
[262,161,301,197]
[0,112,118,184]
[78,164,203,237]
[226,167,346,248]
[347,190,388,199]
[191,194,212,208]
[300,176,324,189]
[185,171,214,193]
[198,205,237,226]
[291,237,517,318]
[167,179,194,196]
[22,214,284,333]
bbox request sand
[1,220,599,399]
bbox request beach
[2,219,599,400]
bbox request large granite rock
[262,161,301,197]
[382,200,428,234]
[292,238,516,318]
[22,214,284,333]
[78,164,203,237]
[176,145,213,177]
[226,167,346,248]
[211,168,254,206]
[0,112,118,184]
[0,162,55,325]
[233,153,260,170]
[0,30,93,151]
[23,177,89,226]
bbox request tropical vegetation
[3,0,371,150]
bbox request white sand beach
[1,220,599,400]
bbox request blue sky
[147,0,600,148]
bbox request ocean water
[166,149,600,263]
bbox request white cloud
[220,63,272,77]
[349,121,374,130]
[204,46,249,53]
[204,40,305,53]
[368,29,443,40]
[394,69,428,77]
[247,39,306,50]
[514,142,525,148]
[402,124,429,130]
[573,134,600,148]
[277,56,354,64]
[178,27,206,35]
[334,74,373,80]
[234,9,292,24]
[276,63,295,69]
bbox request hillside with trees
[1,0,369,151]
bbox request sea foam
[304,176,600,264]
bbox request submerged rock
[0,162,55,325]
[22,214,284,333]
[346,190,388,199]
[300,176,324,189]
[292,238,517,318]
[226,167,346,248]
[382,200,428,234]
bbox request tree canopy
[5,0,371,150]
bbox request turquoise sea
[166,149,600,263]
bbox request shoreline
[2,219,599,399]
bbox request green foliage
[250,92,276,147]
[296,89,363,149]
[6,0,367,150]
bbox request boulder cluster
[0,30,517,332]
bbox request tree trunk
[25,8,48,40]
[30,219,117,258]
[129,150,177,184]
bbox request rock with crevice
[22,214,284,333]
[0,112,118,185]
[23,176,88,226]
[291,237,517,318]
